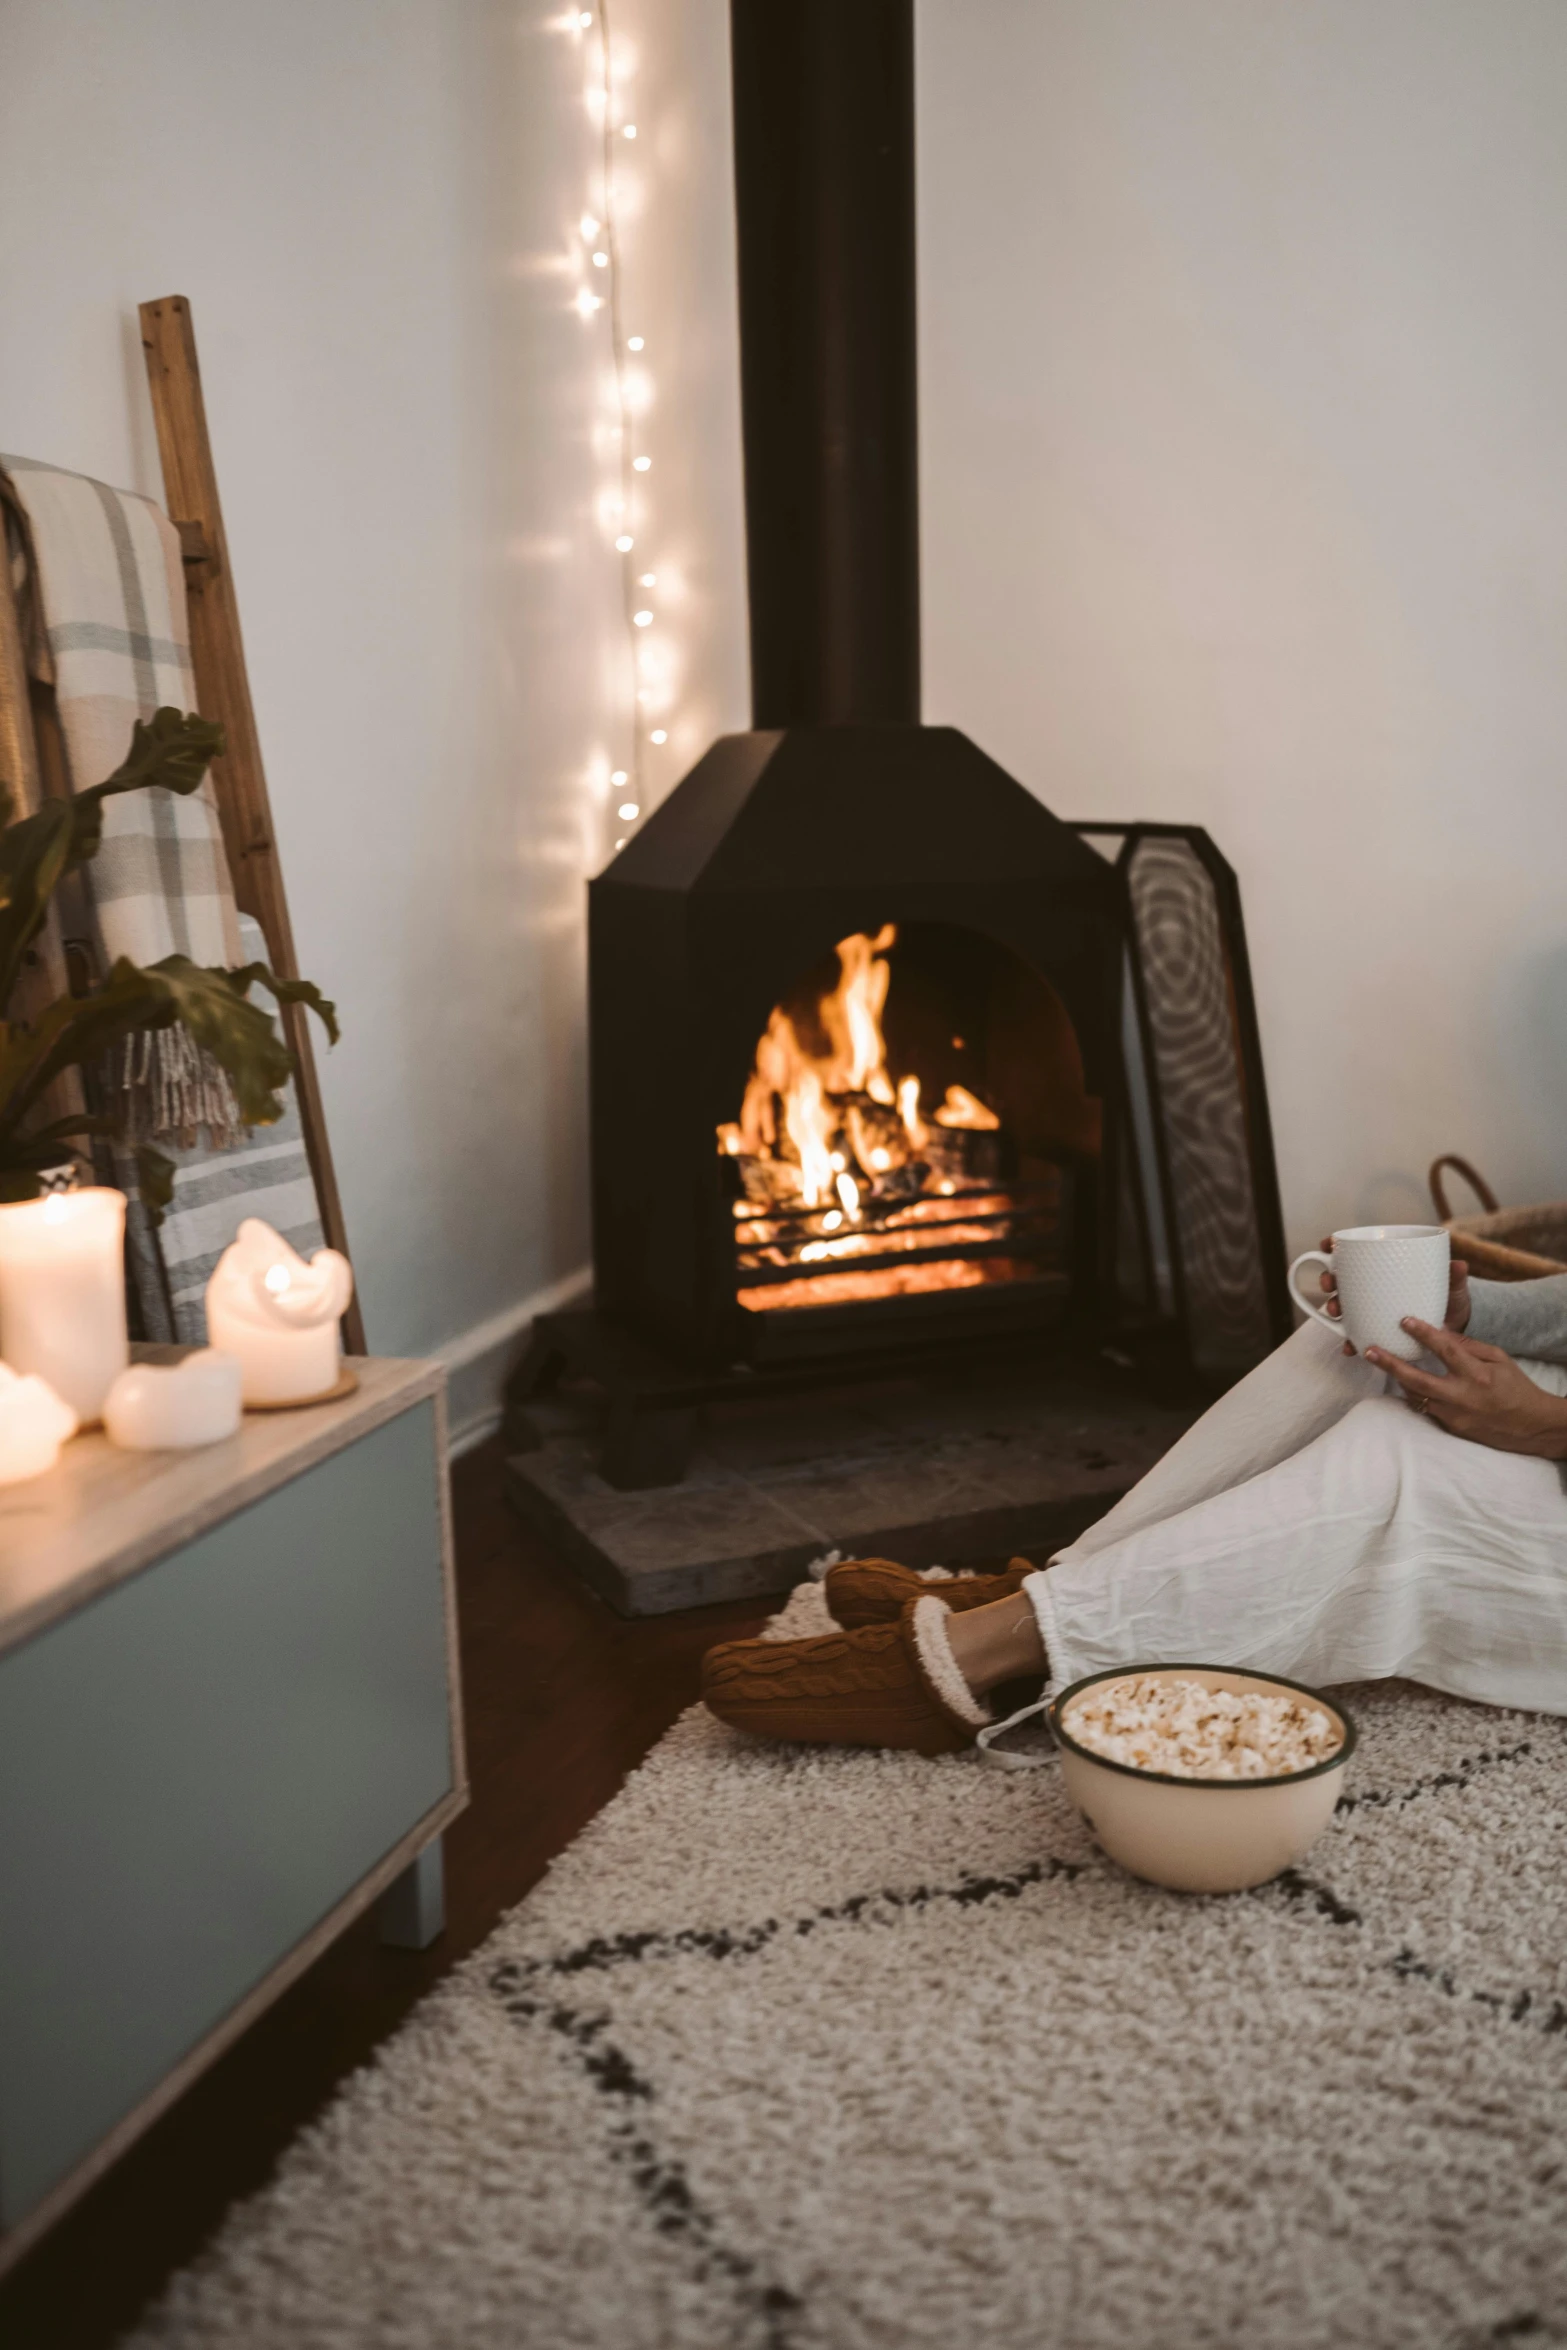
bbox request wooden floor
[0,1436,780,2350]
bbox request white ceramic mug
[1288,1224,1451,1362]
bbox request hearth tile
[700,1393,895,1473]
[514,1435,745,1531]
[944,1417,1192,1508]
[744,1453,1003,1543]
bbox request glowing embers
[719,927,1068,1316]
[736,1256,1040,1315]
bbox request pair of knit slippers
[701,1558,1035,1757]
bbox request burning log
[737,1155,806,1209]
[843,1096,908,1179]
[922,1126,1002,1184]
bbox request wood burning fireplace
[581,0,1288,1385]
[589,724,1124,1364]
[508,1,1290,1538]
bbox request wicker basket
[1429,1155,1567,1282]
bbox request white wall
[0,0,747,1439]
[919,0,1567,1258]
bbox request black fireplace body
[589,722,1124,1366]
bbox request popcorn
[1062,1674,1341,1781]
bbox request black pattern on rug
[490,1977,803,2350]
[487,1854,1089,2345]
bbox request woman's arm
[1464,1273,1567,1364]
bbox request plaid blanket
[1,457,325,1341]
[2,457,241,973]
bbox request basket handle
[1429,1154,1499,1223]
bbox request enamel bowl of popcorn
[1048,1665,1356,1894]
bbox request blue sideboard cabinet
[0,1356,467,2272]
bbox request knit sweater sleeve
[1465,1275,1567,1363]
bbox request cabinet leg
[379,1835,445,1949]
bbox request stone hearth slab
[505,1359,1202,1616]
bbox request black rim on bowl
[1047,1663,1358,1790]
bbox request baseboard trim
[435,1266,592,1456]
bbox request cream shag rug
[127,1581,1567,2350]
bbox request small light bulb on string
[579,2,681,846]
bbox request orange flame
[731,929,905,1201]
[723,929,1002,1207]
[784,1068,836,1208]
[821,924,897,1102]
[934,1084,1000,1131]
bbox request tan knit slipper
[822,1555,1036,1630]
[702,1595,991,1756]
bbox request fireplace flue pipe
[729,0,920,728]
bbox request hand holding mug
[1288,1225,1452,1361]
[1314,1239,1471,1355]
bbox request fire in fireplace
[718,922,1093,1321]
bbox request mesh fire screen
[1079,825,1291,1378]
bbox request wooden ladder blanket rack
[138,296,366,1355]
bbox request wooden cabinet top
[0,1356,444,1660]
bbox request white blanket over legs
[1027,1319,1567,1714]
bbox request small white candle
[205,1219,354,1405]
[0,1361,78,1484]
[0,1188,129,1422]
[104,1350,244,1450]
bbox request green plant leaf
[226,961,341,1048]
[0,707,225,1010]
[65,707,226,871]
[0,951,335,1164]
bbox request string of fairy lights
[565,0,671,853]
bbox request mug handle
[1287,1248,1341,1332]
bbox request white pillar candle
[204,1219,355,1405]
[103,1350,244,1450]
[0,1361,78,1484]
[0,1188,129,1422]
